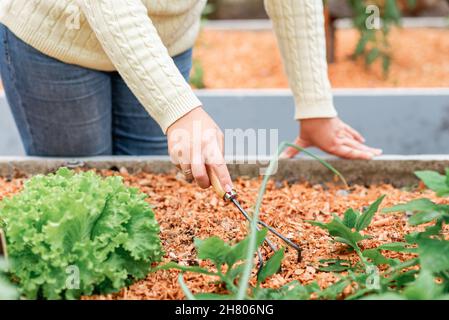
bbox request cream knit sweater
[0,0,337,133]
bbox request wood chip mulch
[0,170,447,300]
[193,28,449,88]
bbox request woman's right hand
[167,107,233,192]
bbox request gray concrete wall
[1,89,449,156]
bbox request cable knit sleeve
[264,0,337,120]
[76,0,202,133]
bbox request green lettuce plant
[0,168,163,300]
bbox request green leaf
[383,197,449,228]
[345,287,376,300]
[257,248,284,283]
[354,36,369,56]
[254,281,310,300]
[0,169,163,300]
[225,229,267,267]
[194,237,231,266]
[415,170,449,196]
[408,211,443,226]
[190,59,206,89]
[194,293,234,300]
[416,238,449,273]
[151,262,214,276]
[387,269,419,288]
[343,209,359,229]
[355,196,385,231]
[362,293,406,300]
[383,198,443,214]
[309,215,364,249]
[378,242,415,253]
[382,55,391,75]
[403,270,444,300]
[318,259,353,272]
[309,217,363,249]
[406,221,444,243]
[317,279,349,300]
[363,248,398,266]
[365,48,380,65]
[226,263,246,281]
[384,0,402,22]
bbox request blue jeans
[0,24,193,156]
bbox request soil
[193,27,449,88]
[0,169,447,300]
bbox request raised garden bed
[0,157,449,300]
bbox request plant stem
[236,141,347,299]
[178,274,196,300]
[217,269,237,293]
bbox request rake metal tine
[230,198,302,262]
[257,220,302,259]
[231,198,278,252]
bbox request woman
[0,0,381,192]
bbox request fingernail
[279,152,289,159]
[225,184,233,193]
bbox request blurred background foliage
[206,0,448,20]
[200,0,448,77]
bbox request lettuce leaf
[0,168,162,299]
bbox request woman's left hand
[281,117,382,160]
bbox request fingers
[344,124,365,143]
[204,130,232,191]
[191,163,210,189]
[280,137,312,159]
[332,137,382,160]
[167,107,231,191]
[331,144,373,160]
[179,163,193,182]
[339,137,382,155]
[209,162,233,193]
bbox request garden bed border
[1,156,449,187]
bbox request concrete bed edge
[1,156,449,187]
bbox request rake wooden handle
[206,166,226,199]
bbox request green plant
[307,168,449,300]
[201,3,216,22]
[348,0,416,75]
[155,229,315,300]
[236,142,347,299]
[308,196,385,269]
[160,165,449,300]
[156,141,347,300]
[190,59,206,89]
[0,168,163,300]
[0,258,17,300]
